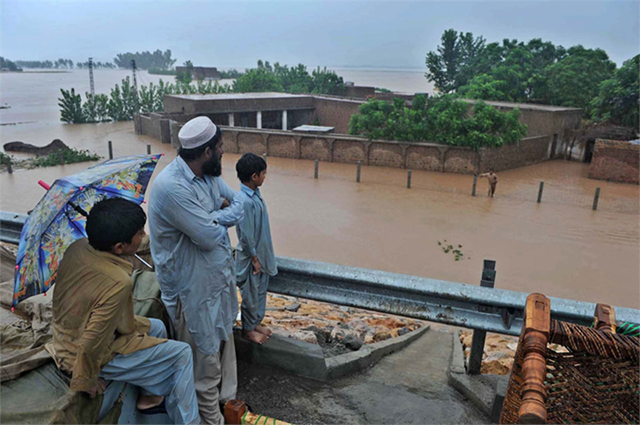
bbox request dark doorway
[584,139,596,163]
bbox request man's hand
[220,198,231,209]
[85,378,106,398]
[252,256,261,275]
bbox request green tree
[233,66,284,92]
[590,54,639,128]
[0,57,19,71]
[545,46,616,109]
[425,29,486,93]
[58,88,86,123]
[311,67,345,95]
[175,60,194,85]
[349,95,527,149]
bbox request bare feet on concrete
[255,325,273,337]
[244,329,269,345]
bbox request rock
[344,333,364,351]
[290,330,318,345]
[373,330,391,342]
[507,342,518,351]
[330,326,345,341]
[364,333,375,344]
[397,327,410,336]
[339,306,350,313]
[284,302,301,312]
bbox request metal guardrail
[0,211,28,245]
[1,211,638,337]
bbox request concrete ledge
[447,332,509,423]
[235,324,430,381]
[325,325,430,380]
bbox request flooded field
[1,122,638,309]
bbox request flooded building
[134,92,583,174]
[175,66,221,80]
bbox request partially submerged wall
[588,139,640,184]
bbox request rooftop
[166,92,309,101]
[462,99,582,112]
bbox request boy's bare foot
[255,325,273,337]
[243,329,268,345]
[137,395,164,410]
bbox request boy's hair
[178,126,222,162]
[236,153,267,183]
[86,198,146,252]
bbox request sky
[1,0,638,69]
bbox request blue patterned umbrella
[13,154,162,307]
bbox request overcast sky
[1,0,638,69]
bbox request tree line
[425,29,638,128]
[58,60,346,124]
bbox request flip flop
[138,399,167,415]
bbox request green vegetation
[425,29,635,126]
[175,61,194,85]
[589,55,639,128]
[114,49,176,70]
[232,61,345,95]
[375,87,392,93]
[31,148,101,168]
[76,60,115,69]
[348,94,527,149]
[148,68,177,76]
[0,57,20,71]
[219,68,244,79]
[438,240,467,261]
[59,59,345,123]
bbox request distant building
[176,66,221,81]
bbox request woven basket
[500,295,639,424]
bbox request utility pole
[88,57,95,97]
[131,59,139,112]
[131,60,138,91]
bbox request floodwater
[1,69,638,310]
[1,121,638,310]
[0,68,431,127]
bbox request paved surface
[237,328,489,424]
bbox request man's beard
[202,154,222,177]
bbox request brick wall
[479,135,552,172]
[312,97,362,134]
[588,139,640,184]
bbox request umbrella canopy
[13,154,162,306]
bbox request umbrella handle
[38,180,51,190]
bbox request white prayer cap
[178,116,218,149]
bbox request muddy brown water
[1,122,638,309]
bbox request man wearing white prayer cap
[148,116,245,424]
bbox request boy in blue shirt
[235,153,278,345]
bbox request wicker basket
[500,294,639,424]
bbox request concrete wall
[312,96,362,134]
[163,94,316,115]
[479,135,553,172]
[210,127,555,174]
[588,139,640,184]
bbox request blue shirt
[235,183,278,280]
[148,156,244,355]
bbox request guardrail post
[592,187,600,211]
[472,175,478,196]
[147,144,151,155]
[108,140,113,160]
[468,259,497,375]
[356,161,362,183]
[407,170,412,189]
[5,156,12,174]
[314,159,319,179]
[537,181,544,203]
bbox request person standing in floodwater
[478,169,498,197]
